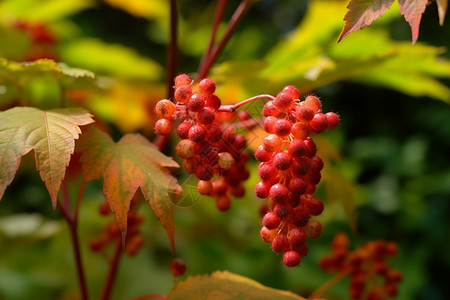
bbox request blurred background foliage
[0,0,450,299]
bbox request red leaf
[398,0,428,43]
[339,0,395,42]
[77,126,183,252]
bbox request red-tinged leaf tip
[338,0,395,42]
[436,0,448,26]
[398,0,428,44]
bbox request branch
[100,240,123,300]
[197,0,254,80]
[217,94,275,112]
[129,294,167,300]
[308,269,350,300]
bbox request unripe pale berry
[304,95,322,112]
[176,139,195,159]
[305,218,322,238]
[174,74,192,88]
[260,226,277,243]
[218,152,234,169]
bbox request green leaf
[167,271,307,300]
[0,107,94,206]
[60,38,163,80]
[0,0,93,22]
[76,126,183,251]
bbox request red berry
[258,163,277,181]
[174,74,192,88]
[302,195,324,216]
[273,152,292,170]
[197,180,213,195]
[254,180,271,198]
[282,85,300,100]
[199,78,216,95]
[206,122,222,142]
[188,125,207,142]
[325,112,340,129]
[287,139,306,158]
[309,156,324,172]
[309,113,327,132]
[273,119,292,137]
[260,226,277,243]
[170,258,187,276]
[198,107,215,124]
[262,101,280,117]
[296,103,315,121]
[155,99,176,118]
[274,92,294,110]
[291,157,310,176]
[187,94,206,112]
[303,137,317,157]
[263,116,277,133]
[288,176,307,196]
[291,208,310,227]
[283,251,301,267]
[216,194,231,211]
[176,121,192,139]
[269,183,289,203]
[206,94,221,110]
[305,218,322,238]
[304,95,322,112]
[174,85,193,103]
[272,234,289,253]
[288,228,306,246]
[262,211,281,229]
[195,164,214,181]
[263,134,282,152]
[255,145,272,162]
[291,122,309,140]
[155,118,172,135]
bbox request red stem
[166,0,178,99]
[100,240,123,300]
[129,294,167,300]
[197,0,253,80]
[308,269,350,300]
[57,180,89,300]
[198,0,228,74]
[217,94,275,112]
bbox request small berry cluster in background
[320,232,402,300]
[90,203,144,256]
[155,74,249,211]
[256,86,339,267]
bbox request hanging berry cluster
[89,202,145,256]
[255,86,340,267]
[155,74,249,211]
[320,233,402,300]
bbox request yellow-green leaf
[167,271,308,300]
[76,126,183,251]
[0,107,94,206]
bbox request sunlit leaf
[338,0,395,42]
[167,271,308,300]
[104,0,168,20]
[77,126,183,251]
[398,0,428,44]
[0,0,93,22]
[0,107,94,206]
[60,38,163,80]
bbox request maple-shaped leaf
[76,126,183,251]
[398,0,428,43]
[0,107,95,206]
[338,0,395,42]
[167,271,309,300]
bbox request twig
[217,94,275,112]
[308,269,350,300]
[129,294,167,300]
[100,240,123,300]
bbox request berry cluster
[155,74,250,210]
[89,203,144,256]
[255,87,340,267]
[320,233,402,300]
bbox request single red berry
[272,234,289,253]
[206,94,221,110]
[216,194,231,211]
[174,85,193,103]
[288,228,306,246]
[304,95,322,112]
[155,99,176,118]
[187,94,206,112]
[257,163,277,181]
[170,258,187,276]
[174,74,192,88]
[262,101,280,117]
[206,122,222,142]
[302,195,324,216]
[260,226,277,243]
[255,145,272,162]
[199,78,216,95]
[198,107,216,125]
[197,180,213,195]
[273,119,292,137]
[269,183,289,203]
[188,124,207,142]
[287,139,306,158]
[291,122,309,140]
[283,251,301,267]
[295,103,315,121]
[273,152,292,170]
[325,112,340,129]
[262,211,281,229]
[263,116,277,133]
[291,209,310,227]
[263,134,282,152]
[254,180,271,198]
[282,85,300,100]
[288,176,307,196]
[291,157,310,176]
[195,164,214,181]
[274,92,294,110]
[303,137,317,157]
[309,112,328,132]
[155,118,172,135]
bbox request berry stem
[197,0,253,80]
[100,240,123,300]
[166,0,178,99]
[308,269,350,300]
[57,180,89,300]
[217,94,276,112]
[198,0,228,75]
[129,294,167,300]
